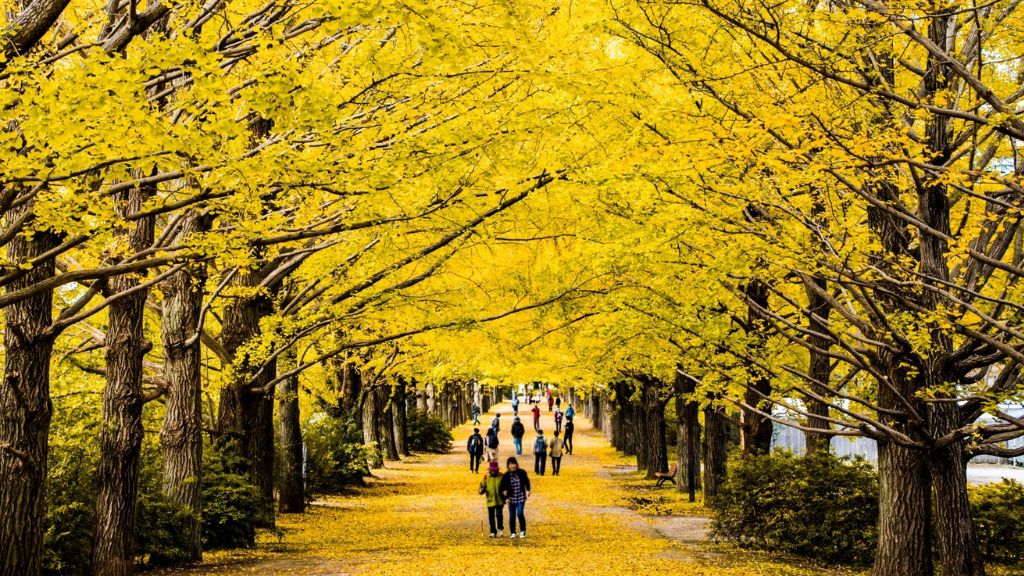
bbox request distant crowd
[466,389,575,538]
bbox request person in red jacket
[531,404,541,433]
[547,394,554,412]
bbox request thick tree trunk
[675,371,700,498]
[740,280,773,456]
[636,376,667,478]
[341,361,360,414]
[0,203,59,576]
[159,212,209,561]
[379,385,400,461]
[277,351,304,514]
[930,403,984,576]
[874,440,933,576]
[803,274,833,455]
[216,270,276,518]
[361,385,384,468]
[393,379,409,456]
[702,404,728,502]
[92,186,154,576]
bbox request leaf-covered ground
[150,403,864,576]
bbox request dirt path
[149,401,838,576]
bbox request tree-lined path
[151,402,830,576]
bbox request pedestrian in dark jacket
[485,427,500,461]
[467,428,484,472]
[472,403,481,425]
[511,417,526,455]
[563,420,575,455]
[533,430,547,476]
[491,413,501,433]
[499,457,531,538]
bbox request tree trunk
[637,376,667,478]
[277,350,304,514]
[930,403,984,576]
[675,371,700,498]
[379,385,400,461]
[803,274,833,454]
[92,185,155,576]
[702,404,728,502]
[0,202,59,576]
[874,439,933,576]
[216,270,277,519]
[159,212,209,561]
[393,378,409,456]
[361,384,384,468]
[740,279,773,456]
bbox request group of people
[468,394,579,538]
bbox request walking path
[152,401,846,576]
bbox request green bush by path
[970,479,1024,564]
[406,409,453,454]
[710,451,879,565]
[303,411,372,495]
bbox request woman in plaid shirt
[498,457,531,539]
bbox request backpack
[488,433,499,448]
[469,435,481,452]
[534,437,546,454]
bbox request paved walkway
[151,401,835,576]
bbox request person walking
[511,416,525,455]
[468,428,484,472]
[554,407,563,434]
[555,396,562,410]
[472,403,481,425]
[565,404,575,420]
[547,394,554,412]
[531,404,541,433]
[499,457,531,539]
[563,419,574,455]
[533,430,547,476]
[485,427,500,461]
[512,394,520,416]
[549,431,564,476]
[480,460,504,537]
[491,413,501,433]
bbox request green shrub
[201,442,267,549]
[406,409,453,454]
[135,490,195,566]
[304,412,372,495]
[710,451,878,565]
[970,479,1024,563]
[43,393,102,576]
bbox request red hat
[488,460,500,472]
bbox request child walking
[480,460,505,537]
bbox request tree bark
[803,274,833,454]
[216,270,277,518]
[874,439,933,576]
[277,350,304,513]
[929,403,983,576]
[393,379,409,457]
[361,382,384,468]
[92,185,154,576]
[701,404,728,503]
[0,202,59,576]
[159,211,209,561]
[637,375,668,478]
[379,385,400,461]
[740,279,773,456]
[675,371,700,499]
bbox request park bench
[654,466,678,487]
